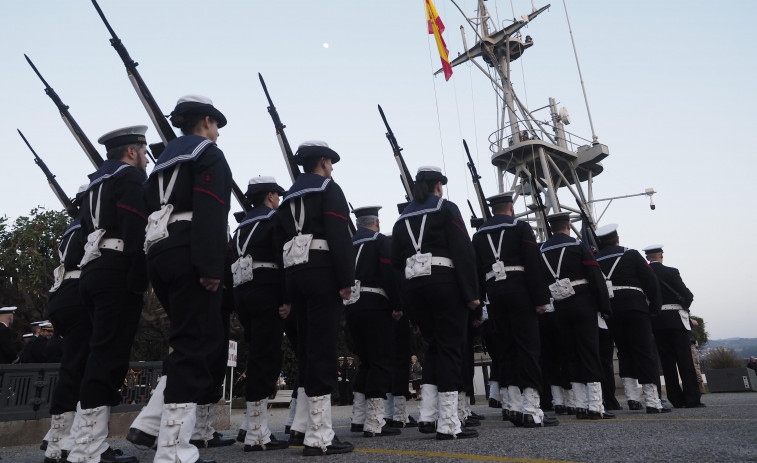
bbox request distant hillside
[702,338,757,358]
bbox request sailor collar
[150,135,214,176]
[61,218,82,239]
[540,235,583,252]
[596,247,630,262]
[352,227,380,245]
[397,195,444,220]
[475,215,518,235]
[282,173,331,203]
[237,206,276,229]
[85,159,135,192]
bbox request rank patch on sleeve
[202,170,215,185]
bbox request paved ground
[2,392,756,462]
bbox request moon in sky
[322,42,329,48]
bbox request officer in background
[231,176,289,452]
[142,95,233,463]
[0,307,18,364]
[643,244,703,409]
[19,321,51,363]
[472,192,557,428]
[345,206,402,438]
[279,141,355,456]
[540,212,613,420]
[391,166,480,440]
[595,225,667,413]
[68,125,150,463]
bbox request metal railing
[0,361,162,421]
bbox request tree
[690,315,708,348]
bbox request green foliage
[690,315,708,348]
[705,347,743,369]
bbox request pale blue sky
[1,1,755,339]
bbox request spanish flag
[426,0,453,81]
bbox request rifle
[25,54,104,169]
[258,73,300,183]
[576,199,599,249]
[377,105,415,203]
[467,200,484,230]
[463,139,492,228]
[91,0,248,212]
[530,176,552,238]
[18,129,78,218]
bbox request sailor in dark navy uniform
[472,192,557,428]
[391,166,480,440]
[643,244,703,409]
[0,307,18,364]
[68,125,149,463]
[595,225,667,413]
[539,212,613,420]
[278,140,354,456]
[140,95,233,463]
[344,206,402,438]
[231,176,289,452]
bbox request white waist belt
[486,265,525,281]
[431,257,454,268]
[63,270,81,280]
[168,211,193,224]
[311,239,329,251]
[99,238,124,252]
[361,287,388,298]
[571,278,588,286]
[612,285,644,293]
[252,262,279,270]
[661,304,683,311]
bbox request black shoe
[627,400,643,411]
[604,401,622,411]
[302,437,354,456]
[244,434,290,451]
[284,425,291,434]
[350,423,364,433]
[566,406,576,415]
[541,403,554,412]
[470,411,486,420]
[364,424,401,437]
[523,414,560,428]
[646,406,672,414]
[463,416,481,427]
[288,430,305,446]
[236,428,247,443]
[501,409,509,421]
[508,411,524,427]
[388,416,418,428]
[40,440,48,451]
[588,410,615,420]
[127,428,157,448]
[436,428,479,440]
[418,421,436,433]
[554,405,567,415]
[190,432,236,448]
[99,447,138,463]
[489,398,502,408]
[576,408,589,419]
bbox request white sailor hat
[546,211,571,225]
[642,244,664,254]
[415,166,448,185]
[486,191,515,206]
[97,125,148,151]
[245,176,286,198]
[40,322,54,331]
[352,206,382,218]
[595,223,619,242]
[22,333,34,339]
[169,95,227,128]
[295,140,340,164]
[0,306,17,314]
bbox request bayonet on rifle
[91,0,248,212]
[463,139,492,228]
[18,129,78,218]
[377,105,415,203]
[259,73,300,183]
[25,54,104,169]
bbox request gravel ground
[2,392,756,463]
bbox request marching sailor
[231,176,289,451]
[278,140,355,456]
[539,212,613,420]
[643,244,703,408]
[390,166,480,440]
[344,206,402,438]
[595,225,667,413]
[471,192,557,428]
[143,95,233,463]
[68,125,150,463]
